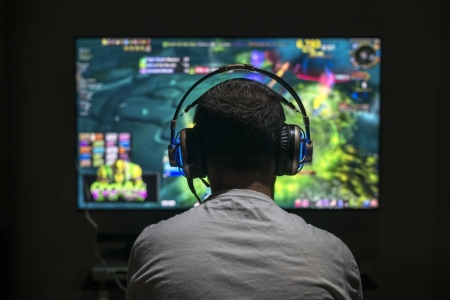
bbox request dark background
[1,0,449,299]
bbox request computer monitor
[76,37,380,210]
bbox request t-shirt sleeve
[126,229,158,300]
[126,235,155,300]
[340,240,363,300]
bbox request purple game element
[251,50,264,67]
[119,153,129,160]
[139,190,147,199]
[119,133,130,141]
[91,190,99,200]
[301,199,310,208]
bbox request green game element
[139,57,147,69]
[90,181,147,202]
[274,83,378,208]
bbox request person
[126,78,363,300]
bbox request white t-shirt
[127,189,363,300]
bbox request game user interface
[76,37,380,210]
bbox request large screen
[76,37,380,210]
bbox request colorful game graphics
[90,159,147,202]
[79,132,131,168]
[76,37,380,210]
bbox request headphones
[167,64,313,182]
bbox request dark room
[1,0,449,299]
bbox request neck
[207,168,276,199]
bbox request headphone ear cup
[184,128,207,179]
[277,124,301,176]
[277,124,290,176]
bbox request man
[127,79,363,299]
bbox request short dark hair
[193,78,285,174]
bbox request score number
[296,39,335,56]
[296,39,322,50]
[296,39,323,57]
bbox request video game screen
[76,37,380,210]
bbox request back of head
[193,78,285,175]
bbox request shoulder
[133,208,201,250]
[299,225,362,299]
[285,212,342,246]
[290,219,362,297]
[283,213,350,264]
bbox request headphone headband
[169,64,311,147]
[167,63,314,203]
